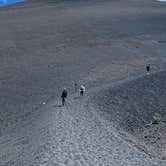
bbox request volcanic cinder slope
[0,0,166,165]
[93,70,166,160]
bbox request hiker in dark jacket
[146,64,150,74]
[61,88,67,106]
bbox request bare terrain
[0,0,166,165]
[93,71,166,160]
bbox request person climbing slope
[61,88,67,106]
[80,85,85,96]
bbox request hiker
[146,64,150,74]
[80,85,85,96]
[61,88,67,106]
[74,82,78,93]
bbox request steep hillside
[94,71,166,160]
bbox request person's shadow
[73,96,80,100]
[53,104,63,108]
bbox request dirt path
[31,90,165,166]
[0,75,166,165]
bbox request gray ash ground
[0,0,166,165]
[93,71,166,160]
